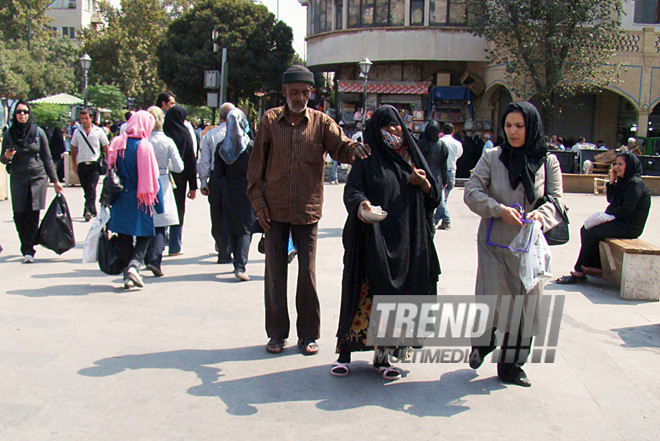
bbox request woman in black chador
[331,105,441,380]
[558,151,651,284]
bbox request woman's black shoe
[502,370,532,387]
[468,349,484,369]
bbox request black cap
[282,65,315,85]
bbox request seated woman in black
[558,151,651,284]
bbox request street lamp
[79,53,92,107]
[358,57,372,127]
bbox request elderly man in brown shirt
[248,65,370,355]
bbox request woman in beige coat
[464,101,564,387]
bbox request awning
[427,86,474,120]
[338,80,431,95]
[29,93,83,105]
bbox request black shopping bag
[98,227,122,275]
[37,194,75,254]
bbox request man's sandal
[374,365,402,380]
[330,361,349,377]
[556,275,587,285]
[298,339,319,355]
[266,338,286,353]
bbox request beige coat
[464,147,564,334]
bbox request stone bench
[599,238,660,301]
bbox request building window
[62,27,76,39]
[634,0,660,23]
[347,0,404,28]
[50,0,76,8]
[430,0,466,26]
[335,0,343,30]
[410,0,424,26]
[311,0,333,34]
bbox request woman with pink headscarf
[106,110,163,289]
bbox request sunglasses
[15,109,30,115]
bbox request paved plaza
[1,182,659,440]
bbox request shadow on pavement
[5,284,119,297]
[545,279,648,305]
[77,346,505,417]
[611,324,660,349]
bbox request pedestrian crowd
[0,65,652,387]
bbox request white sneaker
[235,271,250,281]
[23,254,35,263]
[126,266,144,288]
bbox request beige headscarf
[147,106,165,131]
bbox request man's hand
[200,187,209,196]
[501,206,523,227]
[352,143,371,160]
[187,189,197,200]
[257,207,271,231]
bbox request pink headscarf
[107,110,160,209]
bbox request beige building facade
[45,0,103,41]
[302,0,660,153]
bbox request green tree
[0,38,80,100]
[82,0,172,108]
[0,0,54,42]
[31,103,68,128]
[87,84,127,112]
[465,0,624,123]
[157,0,296,106]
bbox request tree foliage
[157,0,296,106]
[82,0,172,108]
[87,84,127,112]
[0,38,80,100]
[0,0,54,42]
[466,0,624,109]
[31,103,68,128]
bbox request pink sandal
[330,361,349,377]
[374,365,401,380]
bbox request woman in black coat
[163,105,197,255]
[330,105,441,380]
[418,120,448,227]
[558,151,651,283]
[0,102,64,262]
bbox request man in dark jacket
[418,121,448,227]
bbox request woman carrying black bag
[0,101,64,262]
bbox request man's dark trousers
[77,162,99,217]
[264,220,319,340]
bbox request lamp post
[358,57,372,127]
[79,53,92,107]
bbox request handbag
[37,194,76,254]
[99,167,123,207]
[98,226,122,275]
[535,154,570,246]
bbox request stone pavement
[0,183,659,440]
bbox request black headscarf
[163,105,193,157]
[9,101,38,148]
[417,120,441,158]
[499,101,547,204]
[364,105,434,179]
[618,151,643,182]
[50,126,66,159]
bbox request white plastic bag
[82,206,111,263]
[584,211,615,230]
[510,221,552,292]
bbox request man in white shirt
[436,123,463,230]
[199,102,235,263]
[571,137,586,152]
[70,108,109,220]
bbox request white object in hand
[360,204,388,223]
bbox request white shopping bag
[583,211,615,230]
[82,206,110,263]
[510,220,552,292]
